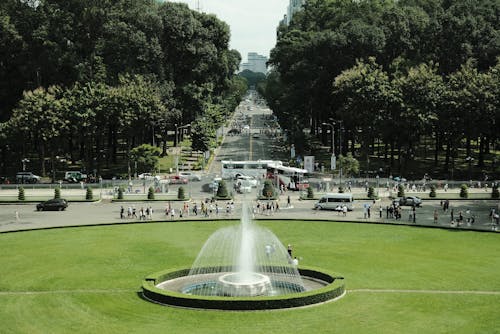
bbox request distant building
[239,52,268,74]
[280,0,306,26]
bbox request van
[314,193,354,211]
[64,171,87,183]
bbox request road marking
[348,289,500,295]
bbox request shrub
[148,186,155,200]
[262,180,275,199]
[397,184,405,197]
[429,185,436,198]
[459,184,468,198]
[216,180,229,198]
[117,187,124,200]
[178,186,186,200]
[85,187,93,200]
[18,187,25,201]
[367,186,376,199]
[307,186,314,199]
[492,184,499,199]
[338,186,344,193]
[54,187,61,199]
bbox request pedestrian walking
[433,209,438,224]
[379,206,383,218]
[15,211,20,222]
[120,206,124,219]
[287,244,293,258]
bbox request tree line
[260,0,500,178]
[0,0,247,177]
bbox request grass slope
[0,221,499,333]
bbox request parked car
[234,174,258,187]
[393,196,422,207]
[36,198,68,211]
[179,172,202,181]
[138,173,160,181]
[16,171,41,184]
[168,175,188,184]
[228,128,241,135]
[64,171,87,183]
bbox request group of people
[120,205,153,220]
[254,200,280,215]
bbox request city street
[0,95,499,234]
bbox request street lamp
[321,123,335,155]
[466,156,474,181]
[21,158,29,172]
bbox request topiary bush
[117,187,124,200]
[459,184,468,198]
[307,186,314,199]
[492,184,499,199]
[367,186,376,199]
[429,185,436,198]
[148,186,155,200]
[18,187,25,201]
[178,186,186,200]
[216,180,229,198]
[262,180,276,199]
[338,186,344,193]
[54,186,61,199]
[86,187,93,200]
[397,184,405,197]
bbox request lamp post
[21,158,29,172]
[322,122,335,155]
[466,156,474,181]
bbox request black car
[36,198,68,211]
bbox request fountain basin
[143,267,345,310]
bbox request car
[228,128,241,135]
[64,171,87,183]
[393,176,407,183]
[138,173,160,181]
[36,198,68,211]
[168,175,188,184]
[394,196,422,207]
[252,134,260,139]
[234,174,258,187]
[178,172,202,181]
[16,171,40,184]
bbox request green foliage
[130,144,161,173]
[429,185,437,198]
[459,184,468,198]
[238,70,266,88]
[492,185,499,199]
[147,186,155,200]
[367,186,376,199]
[177,186,186,200]
[54,187,61,199]
[307,186,314,199]
[262,180,276,199]
[117,187,124,200]
[85,187,93,201]
[18,187,25,201]
[337,154,359,177]
[338,186,344,193]
[216,180,229,199]
[397,184,405,197]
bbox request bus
[266,163,309,190]
[221,160,280,179]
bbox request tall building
[280,0,306,26]
[239,52,268,74]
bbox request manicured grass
[0,221,499,333]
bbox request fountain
[142,202,345,310]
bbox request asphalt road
[1,95,499,233]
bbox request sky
[170,0,289,62]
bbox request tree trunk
[478,137,485,167]
[434,132,439,167]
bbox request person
[15,211,20,222]
[433,209,438,224]
[170,208,175,220]
[450,208,454,222]
[287,195,291,208]
[265,245,272,258]
[379,206,383,218]
[412,206,416,223]
[120,206,124,219]
[342,205,347,217]
[292,257,299,266]
[287,244,293,257]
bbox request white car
[234,174,258,187]
[179,172,202,181]
[138,173,160,181]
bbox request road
[0,93,499,233]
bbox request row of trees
[260,0,500,178]
[0,0,247,176]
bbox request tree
[86,187,93,200]
[429,185,436,198]
[262,180,276,199]
[54,186,60,199]
[129,144,161,173]
[397,184,405,197]
[147,186,155,200]
[18,186,25,201]
[367,186,376,199]
[492,184,499,199]
[117,187,124,200]
[177,186,186,200]
[307,186,314,199]
[337,153,360,177]
[459,184,468,198]
[216,180,229,199]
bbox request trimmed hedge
[142,266,345,311]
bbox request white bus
[221,160,280,179]
[266,163,309,190]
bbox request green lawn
[0,221,499,333]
